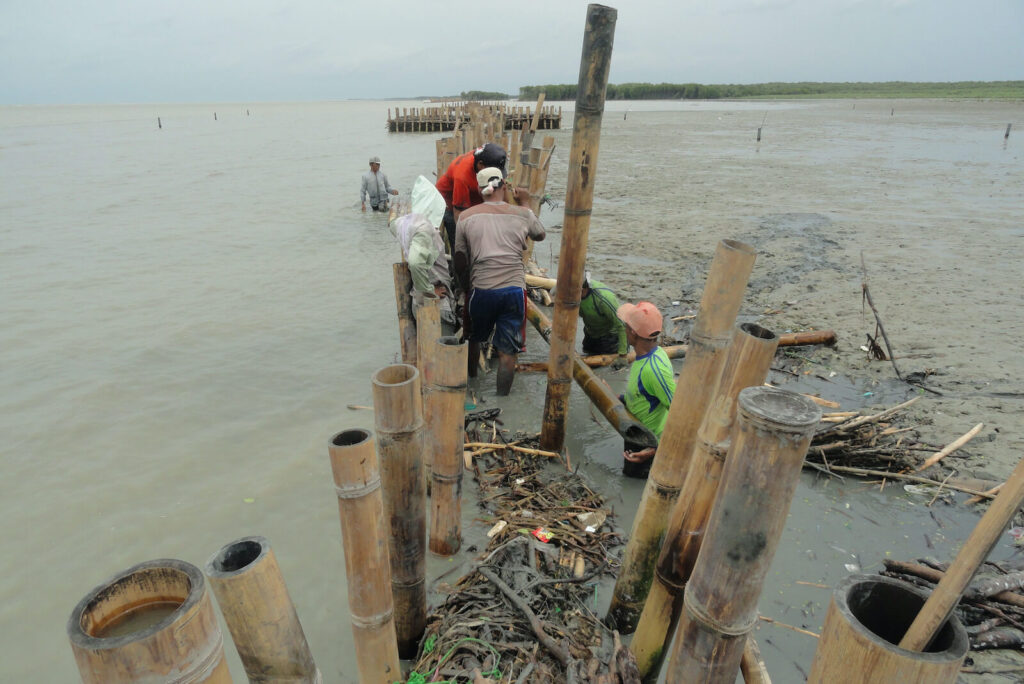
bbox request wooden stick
[916,423,985,472]
[463,442,560,459]
[899,454,1024,651]
[883,559,1024,609]
[740,637,772,684]
[758,615,820,639]
[813,464,996,499]
[967,482,1004,505]
[478,566,569,666]
[860,252,901,379]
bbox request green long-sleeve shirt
[580,279,628,355]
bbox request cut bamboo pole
[393,263,417,365]
[328,429,402,683]
[67,559,231,683]
[808,575,967,683]
[607,238,756,633]
[516,344,687,372]
[204,536,321,683]
[665,386,821,682]
[372,363,427,658]
[417,293,442,489]
[915,422,984,472]
[898,453,1024,651]
[631,323,779,677]
[428,336,468,555]
[740,637,771,684]
[540,4,617,453]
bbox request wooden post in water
[328,429,403,684]
[372,363,427,658]
[631,323,779,676]
[665,386,821,682]
[67,559,231,683]
[205,536,321,683]
[428,336,468,555]
[540,3,617,452]
[393,263,417,365]
[606,238,756,632]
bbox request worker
[579,272,629,367]
[453,167,545,395]
[360,156,398,212]
[436,143,507,249]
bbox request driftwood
[860,252,901,379]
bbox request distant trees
[460,90,510,100]
[518,81,1024,100]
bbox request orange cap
[617,301,662,339]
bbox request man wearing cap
[617,301,676,478]
[360,156,399,212]
[454,167,545,395]
[436,142,507,249]
[579,274,628,366]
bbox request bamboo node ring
[348,609,396,630]
[334,478,381,499]
[683,590,757,637]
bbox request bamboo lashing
[607,238,756,633]
[328,429,402,683]
[428,336,469,555]
[631,323,780,677]
[540,3,617,453]
[204,536,321,683]
[372,364,427,658]
[664,387,821,682]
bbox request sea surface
[1,99,1019,682]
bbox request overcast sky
[1,0,1021,104]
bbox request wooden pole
[417,293,442,488]
[527,299,657,448]
[372,363,427,658]
[393,263,417,365]
[540,3,617,452]
[665,387,821,682]
[606,238,756,632]
[328,429,402,684]
[898,453,1024,651]
[428,336,468,555]
[631,323,779,676]
[204,536,321,683]
[67,559,231,683]
[808,575,967,683]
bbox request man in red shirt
[436,142,507,250]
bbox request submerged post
[393,263,417,365]
[205,536,321,683]
[428,336,468,555]
[607,239,756,632]
[540,3,617,452]
[67,559,231,683]
[372,363,427,658]
[631,323,779,676]
[665,386,820,682]
[328,429,402,683]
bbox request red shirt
[435,152,482,211]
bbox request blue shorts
[468,286,526,355]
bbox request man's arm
[359,174,368,210]
[452,220,471,292]
[383,173,398,196]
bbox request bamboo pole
[204,536,321,683]
[527,299,657,448]
[631,323,780,676]
[808,575,967,683]
[915,422,984,472]
[428,336,468,555]
[540,4,617,453]
[665,386,821,682]
[898,453,1024,651]
[67,559,231,683]
[372,363,427,658]
[328,429,402,684]
[606,238,756,632]
[393,263,417,365]
[417,293,442,488]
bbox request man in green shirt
[617,301,675,478]
[579,273,629,368]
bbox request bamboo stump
[428,336,468,555]
[67,559,231,683]
[372,364,427,658]
[204,536,321,683]
[328,429,402,684]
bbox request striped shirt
[623,347,676,438]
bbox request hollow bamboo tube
[393,263,417,365]
[540,4,617,453]
[372,363,426,658]
[416,293,441,488]
[428,336,468,555]
[808,575,967,683]
[204,536,321,683]
[527,299,657,447]
[328,429,402,684]
[606,238,756,632]
[631,323,779,676]
[67,559,231,684]
[664,386,821,682]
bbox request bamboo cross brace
[463,442,561,459]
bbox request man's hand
[433,283,448,298]
[390,189,399,196]
[513,186,532,204]
[611,354,629,370]
[623,447,656,464]
[361,202,366,212]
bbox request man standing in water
[436,143,507,249]
[360,156,398,212]
[579,273,628,366]
[454,167,545,395]
[617,301,675,478]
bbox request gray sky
[1,0,1021,104]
